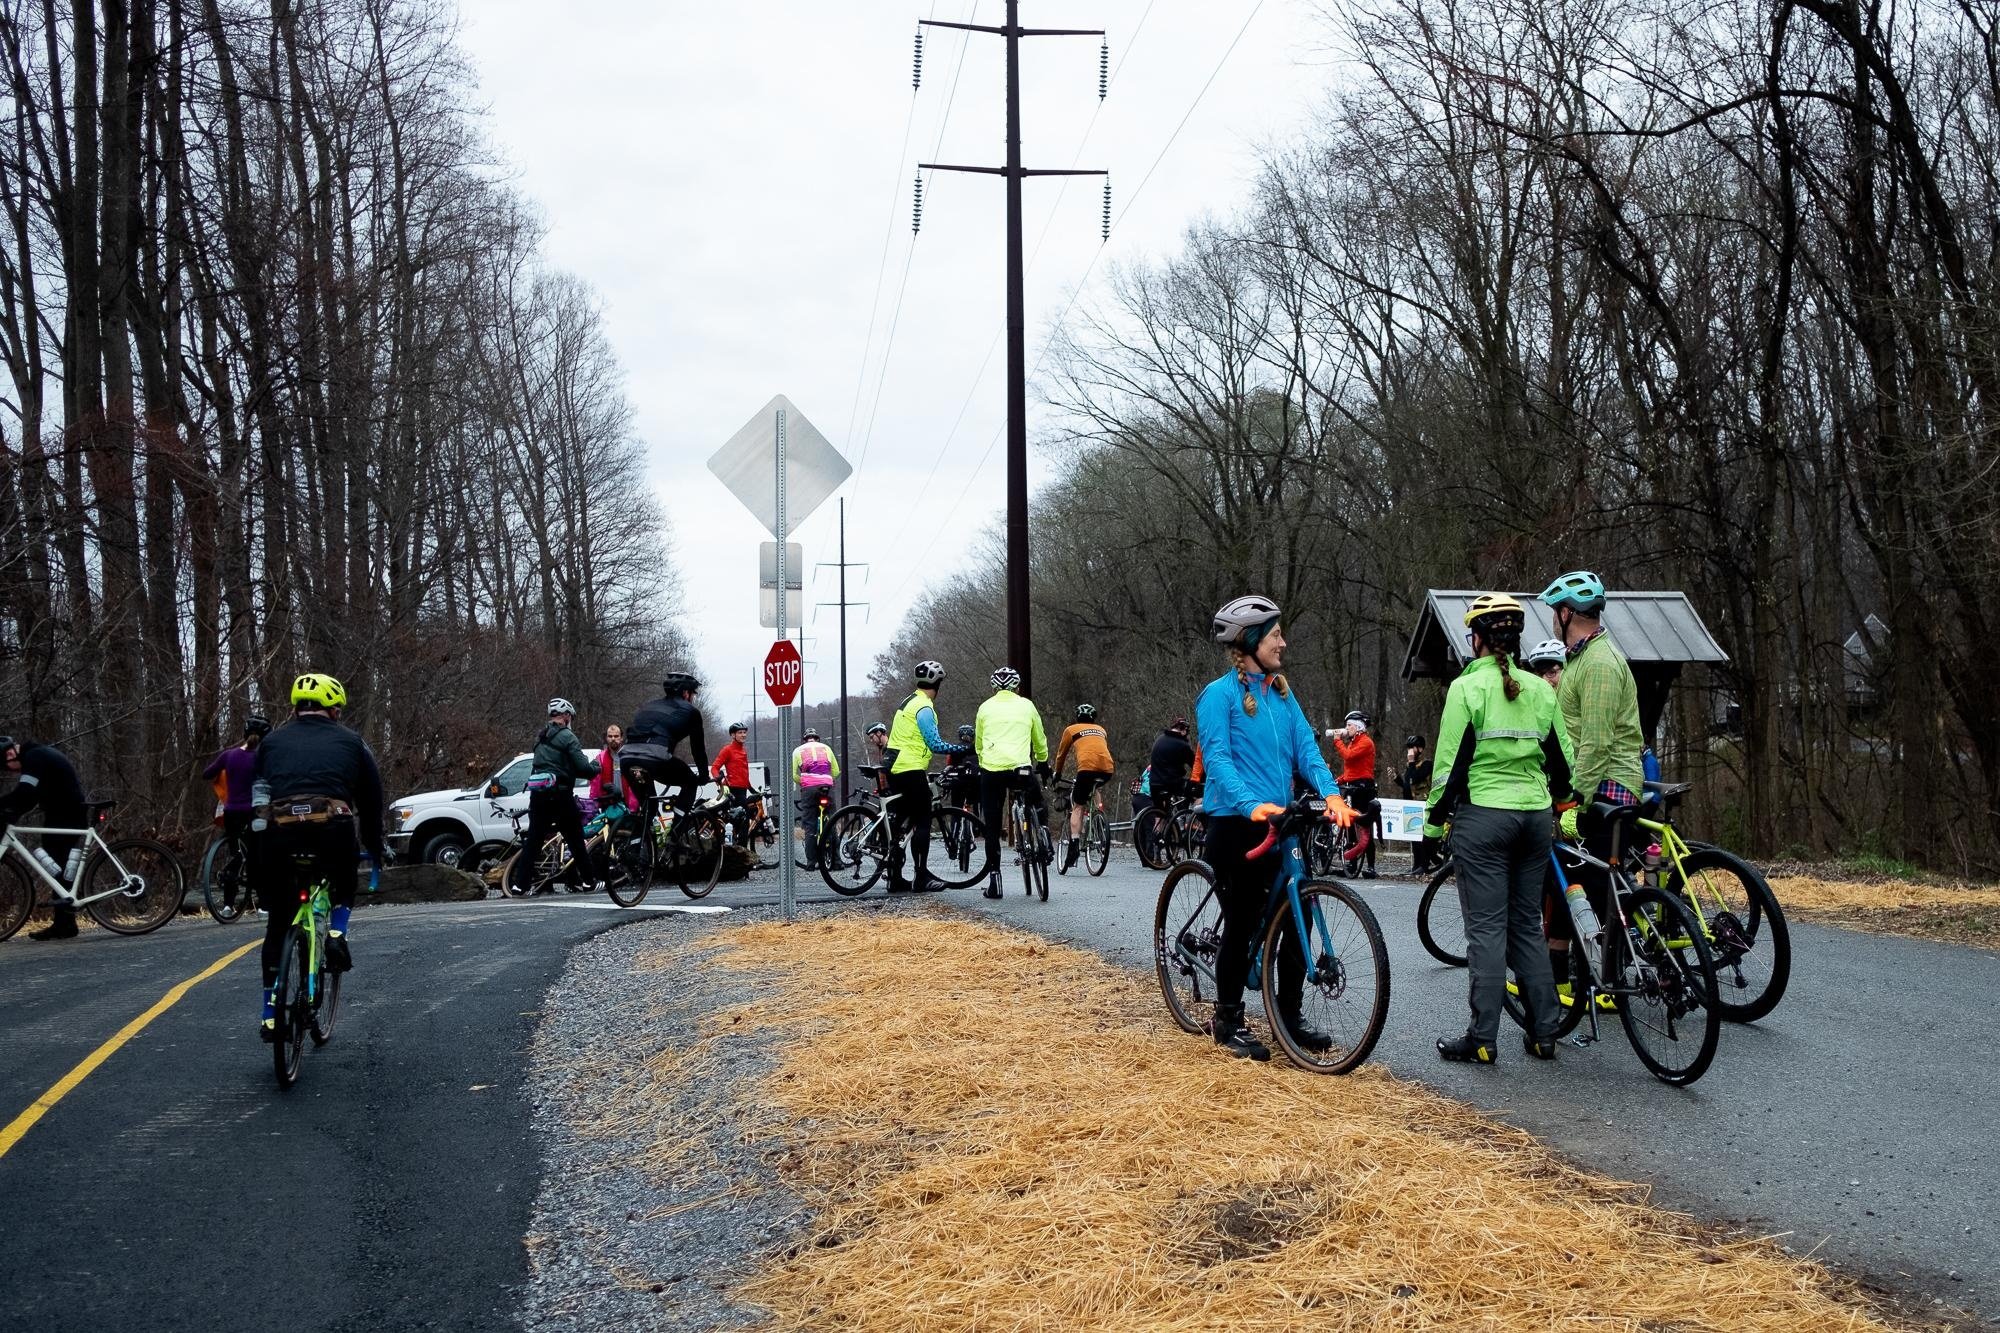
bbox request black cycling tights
[253,818,360,987]
[1205,815,1305,1016]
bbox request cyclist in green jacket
[1423,595,1576,1065]
[884,660,969,893]
[974,666,1049,900]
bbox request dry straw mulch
[1769,875,2000,949]
[703,910,1907,1332]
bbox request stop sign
[763,639,803,707]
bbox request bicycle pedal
[1567,1033,1596,1049]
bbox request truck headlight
[392,807,415,825]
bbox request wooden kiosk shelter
[1401,591,1729,742]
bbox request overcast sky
[457,0,1330,723]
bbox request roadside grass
[1767,872,2000,949]
[702,909,1915,1332]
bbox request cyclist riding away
[1526,638,1568,688]
[1329,711,1379,879]
[885,661,969,893]
[1197,596,1358,1061]
[525,699,601,895]
[1149,718,1196,815]
[1539,570,1646,986]
[203,715,269,913]
[254,673,389,1040]
[793,726,839,865]
[975,666,1050,900]
[1054,704,1116,871]
[622,671,710,816]
[0,735,88,940]
[1421,595,1574,1064]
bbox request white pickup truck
[386,752,750,866]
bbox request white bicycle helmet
[991,665,1022,691]
[1212,595,1281,647]
[913,660,946,687]
[547,697,577,717]
[1526,639,1569,669]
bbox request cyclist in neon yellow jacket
[883,660,968,892]
[974,666,1048,900]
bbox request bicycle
[1641,783,1791,1022]
[200,823,256,923]
[1415,856,1466,966]
[0,803,184,942]
[795,787,835,870]
[1153,796,1391,1074]
[1135,791,1203,871]
[269,855,372,1088]
[819,765,986,895]
[1052,776,1112,877]
[1496,805,1723,1085]
[1004,768,1055,900]
[608,780,727,903]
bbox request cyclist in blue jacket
[1195,596,1359,1061]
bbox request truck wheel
[418,829,472,867]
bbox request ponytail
[1486,628,1524,702]
[1227,649,1290,716]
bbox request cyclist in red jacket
[711,722,752,803]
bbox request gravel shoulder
[518,907,814,1333]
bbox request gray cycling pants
[1453,803,1562,1045]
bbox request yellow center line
[0,938,260,1161]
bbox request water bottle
[361,851,380,894]
[1560,875,1604,949]
[31,847,64,881]
[62,846,84,883]
[251,777,272,832]
[1643,842,1664,890]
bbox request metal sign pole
[775,406,796,923]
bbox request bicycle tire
[927,808,987,888]
[1035,819,1052,901]
[1085,808,1110,876]
[673,811,725,900]
[1154,860,1224,1036]
[1172,811,1206,863]
[1616,885,1722,1086]
[310,951,342,1046]
[463,839,516,886]
[1668,847,1790,1023]
[0,861,33,942]
[272,928,309,1088]
[604,821,652,907]
[819,805,886,895]
[1261,880,1391,1074]
[1415,859,1466,966]
[81,837,185,935]
[200,835,249,923]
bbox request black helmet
[957,723,974,741]
[867,722,888,737]
[1167,717,1189,736]
[729,721,748,734]
[1404,734,1425,749]
[1075,703,1098,722]
[662,671,701,695]
[803,726,820,741]
[245,715,272,736]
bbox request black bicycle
[200,824,255,923]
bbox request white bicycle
[0,804,185,941]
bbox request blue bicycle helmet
[1539,570,1607,614]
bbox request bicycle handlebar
[1246,796,1327,862]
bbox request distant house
[1844,614,1888,716]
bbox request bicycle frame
[0,823,130,907]
[288,878,332,1004]
[1168,833,1331,996]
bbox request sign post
[709,396,849,922]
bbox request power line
[884,0,1267,609]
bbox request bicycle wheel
[504,835,566,897]
[1154,860,1225,1035]
[1262,880,1392,1075]
[1172,811,1206,863]
[200,835,249,923]
[463,840,516,886]
[1135,809,1171,870]
[310,948,342,1046]
[1415,859,1466,967]
[0,861,33,942]
[1085,808,1110,876]
[928,808,987,888]
[819,806,886,896]
[81,837,185,935]
[1615,885,1722,1086]
[604,822,652,907]
[1668,847,1790,1023]
[672,811,725,900]
[272,928,309,1089]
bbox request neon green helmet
[290,672,348,709]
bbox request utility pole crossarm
[1021,168,1109,177]
[918,18,1005,34]
[1019,26,1105,36]
[920,163,1009,176]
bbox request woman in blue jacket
[1195,596,1357,1060]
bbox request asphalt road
[0,892,757,1333]
[4,856,1992,1327]
[969,851,2000,1319]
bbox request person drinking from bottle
[1197,596,1360,1062]
[1422,595,1575,1064]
